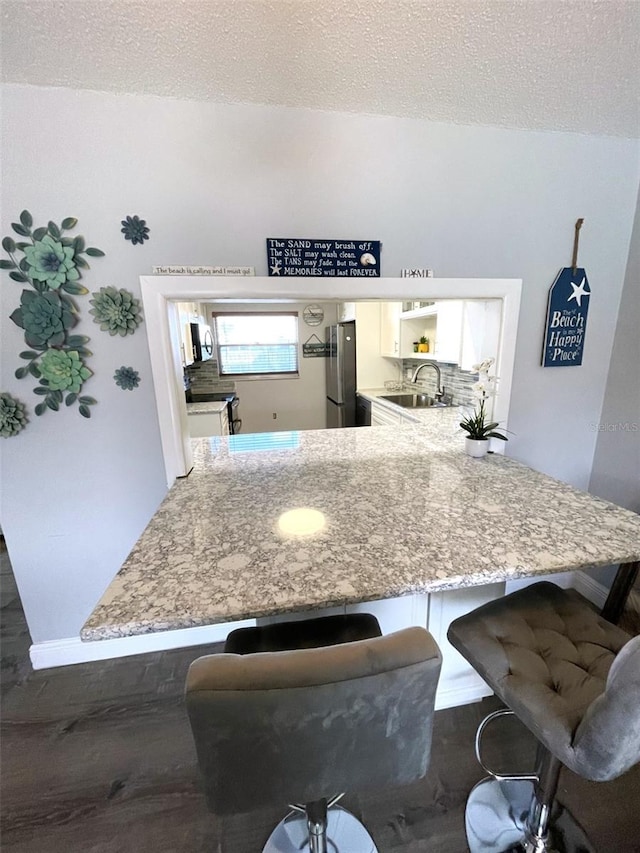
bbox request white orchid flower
[471,381,491,399]
[461,355,509,442]
[471,357,495,374]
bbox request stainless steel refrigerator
[325,321,357,428]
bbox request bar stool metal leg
[306,799,328,853]
[262,794,379,853]
[521,749,561,852]
[464,712,595,853]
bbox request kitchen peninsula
[82,413,640,704]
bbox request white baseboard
[505,570,609,609]
[572,570,609,609]
[29,570,611,672]
[435,673,492,711]
[29,618,255,670]
[505,571,575,594]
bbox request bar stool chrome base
[465,778,594,853]
[263,804,378,853]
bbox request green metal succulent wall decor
[121,215,149,245]
[0,392,28,437]
[89,287,143,336]
[1,210,104,419]
[114,366,140,390]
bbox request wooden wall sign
[152,266,255,276]
[267,238,381,277]
[542,268,591,366]
[302,334,329,357]
[542,219,590,367]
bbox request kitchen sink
[380,393,448,409]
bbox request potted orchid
[460,357,508,457]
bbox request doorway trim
[140,276,522,487]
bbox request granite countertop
[187,400,228,415]
[358,387,468,444]
[82,423,640,641]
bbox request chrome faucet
[411,362,445,401]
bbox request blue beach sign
[542,267,591,367]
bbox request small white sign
[152,265,255,276]
[401,269,434,278]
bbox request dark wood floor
[2,540,640,852]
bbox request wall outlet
[272,413,277,419]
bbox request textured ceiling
[2,0,639,137]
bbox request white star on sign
[567,277,590,307]
[270,260,282,275]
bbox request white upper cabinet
[400,300,463,363]
[352,303,400,388]
[175,302,214,366]
[342,298,502,384]
[338,302,356,322]
[460,300,502,371]
[379,301,403,358]
[399,309,438,360]
[433,300,464,363]
[397,299,501,368]
[176,301,197,366]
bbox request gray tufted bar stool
[447,581,640,853]
[186,614,442,853]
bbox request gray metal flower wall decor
[0,392,28,438]
[1,210,104,419]
[89,287,143,336]
[114,366,140,390]
[121,215,149,245]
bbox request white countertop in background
[358,386,464,419]
[186,400,228,415]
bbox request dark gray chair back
[573,634,640,780]
[185,626,442,814]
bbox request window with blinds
[213,313,299,377]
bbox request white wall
[590,192,640,514]
[1,83,638,645]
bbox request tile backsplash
[185,360,236,395]
[402,359,477,407]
